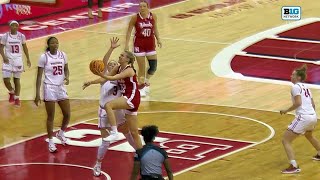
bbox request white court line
[0,162,111,180]
[25,0,191,42]
[83,110,275,178]
[211,17,320,88]
[0,118,96,150]
[0,111,274,179]
[140,111,274,177]
[69,97,296,115]
[236,53,320,65]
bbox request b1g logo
[0,123,254,180]
[282,6,301,20]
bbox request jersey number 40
[142,29,151,37]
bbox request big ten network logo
[52,123,253,169]
[282,6,301,21]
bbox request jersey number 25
[53,66,63,75]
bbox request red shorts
[124,90,141,115]
[133,36,156,57]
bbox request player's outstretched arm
[96,68,134,81]
[82,78,106,90]
[103,37,120,67]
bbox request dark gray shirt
[134,143,168,176]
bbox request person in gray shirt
[131,125,173,180]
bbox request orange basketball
[89,60,105,75]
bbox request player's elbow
[295,101,302,107]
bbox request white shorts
[288,114,317,134]
[43,83,68,102]
[98,106,126,129]
[2,58,24,78]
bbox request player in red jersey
[125,0,162,96]
[94,38,142,149]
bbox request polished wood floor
[1,0,320,179]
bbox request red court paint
[231,55,320,84]
[228,20,320,84]
[0,0,185,40]
[244,39,320,60]
[278,21,320,41]
[0,123,253,180]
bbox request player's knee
[105,102,113,109]
[129,128,139,137]
[147,59,157,75]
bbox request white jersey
[99,80,121,107]
[0,32,26,59]
[291,83,315,115]
[38,50,67,85]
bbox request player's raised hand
[110,37,120,49]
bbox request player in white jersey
[83,37,137,176]
[0,20,31,107]
[34,37,70,153]
[280,64,320,174]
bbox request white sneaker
[56,130,68,145]
[144,86,150,94]
[93,163,101,176]
[48,143,57,153]
[103,131,120,141]
[139,88,146,97]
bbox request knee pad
[147,59,157,75]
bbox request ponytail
[125,50,136,73]
[296,64,307,81]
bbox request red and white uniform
[288,83,317,134]
[133,12,156,57]
[38,50,68,102]
[98,80,126,128]
[1,32,26,78]
[118,65,140,115]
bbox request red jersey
[134,12,155,39]
[117,65,139,99]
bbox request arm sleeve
[291,85,302,97]
[21,34,26,44]
[38,54,46,68]
[62,52,68,64]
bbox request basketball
[89,60,105,75]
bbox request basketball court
[0,0,320,179]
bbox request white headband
[9,20,19,26]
